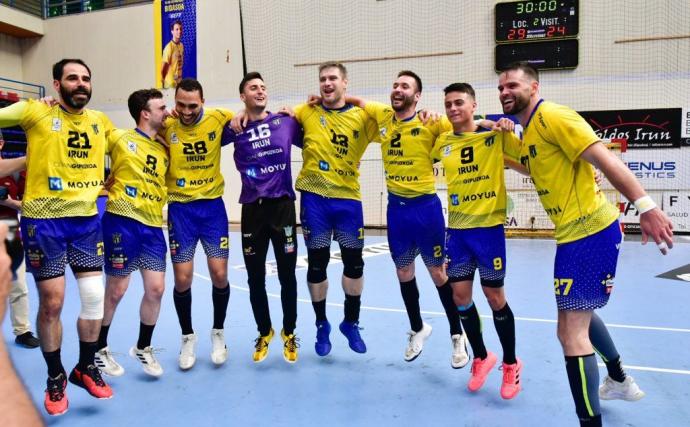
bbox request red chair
[7,92,20,102]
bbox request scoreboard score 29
[495,0,579,42]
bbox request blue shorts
[387,193,445,269]
[300,191,363,250]
[554,220,621,311]
[446,224,506,287]
[102,212,167,276]
[21,216,103,281]
[167,198,229,263]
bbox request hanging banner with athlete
[154,0,197,89]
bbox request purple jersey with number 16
[222,112,303,203]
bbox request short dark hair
[239,72,263,94]
[397,70,422,93]
[318,62,347,79]
[171,20,182,30]
[443,82,476,99]
[128,88,163,122]
[175,78,204,99]
[52,58,91,81]
[501,61,539,82]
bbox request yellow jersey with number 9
[294,103,378,200]
[0,100,113,219]
[163,108,234,203]
[519,100,619,243]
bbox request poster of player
[154,0,197,89]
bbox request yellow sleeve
[162,42,172,63]
[293,103,310,125]
[501,131,522,161]
[107,128,125,155]
[99,112,115,138]
[363,101,388,124]
[217,108,235,124]
[0,101,29,128]
[541,104,599,162]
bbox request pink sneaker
[468,351,497,392]
[500,358,523,399]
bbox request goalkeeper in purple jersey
[222,72,302,363]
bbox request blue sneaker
[339,321,367,353]
[315,320,332,356]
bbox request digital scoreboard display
[495,0,579,42]
[495,39,578,71]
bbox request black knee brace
[307,247,330,283]
[341,247,364,279]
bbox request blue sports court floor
[3,233,689,426]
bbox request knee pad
[341,248,364,279]
[77,275,104,320]
[307,247,330,283]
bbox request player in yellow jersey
[90,89,170,378]
[498,62,674,426]
[292,63,378,356]
[341,71,470,367]
[433,82,523,399]
[161,20,184,88]
[0,59,114,415]
[162,78,234,370]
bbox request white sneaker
[129,346,164,377]
[451,333,470,369]
[599,375,646,401]
[178,333,197,370]
[210,328,228,365]
[404,322,432,362]
[94,346,125,376]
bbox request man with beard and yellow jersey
[0,59,114,415]
[343,71,470,369]
[432,82,523,400]
[93,89,170,379]
[293,63,378,356]
[162,78,234,370]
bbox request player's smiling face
[498,69,534,115]
[55,62,92,111]
[241,78,267,110]
[172,23,182,43]
[145,97,170,131]
[390,75,419,113]
[444,91,476,127]
[319,67,347,108]
[175,88,203,125]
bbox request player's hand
[307,95,321,106]
[594,169,604,186]
[418,109,442,124]
[639,208,674,255]
[155,133,169,148]
[103,174,116,192]
[230,110,247,133]
[492,118,515,132]
[39,96,58,107]
[278,106,296,117]
[0,223,12,317]
[168,108,179,119]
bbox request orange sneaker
[44,373,69,416]
[500,358,523,399]
[467,351,497,392]
[69,365,113,399]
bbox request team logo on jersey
[443,145,452,157]
[283,226,293,238]
[48,177,63,191]
[411,128,420,136]
[112,233,122,244]
[529,145,537,158]
[27,225,36,238]
[125,186,137,197]
[484,136,496,147]
[379,127,387,138]
[246,168,257,178]
[243,246,255,256]
[92,124,100,135]
[272,118,281,127]
[353,130,360,139]
[450,194,460,206]
[320,116,327,127]
[127,141,137,153]
[319,160,330,171]
[601,273,615,294]
[208,131,216,141]
[171,133,179,144]
[51,118,61,132]
[176,178,186,187]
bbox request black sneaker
[15,331,40,348]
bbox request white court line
[195,273,690,375]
